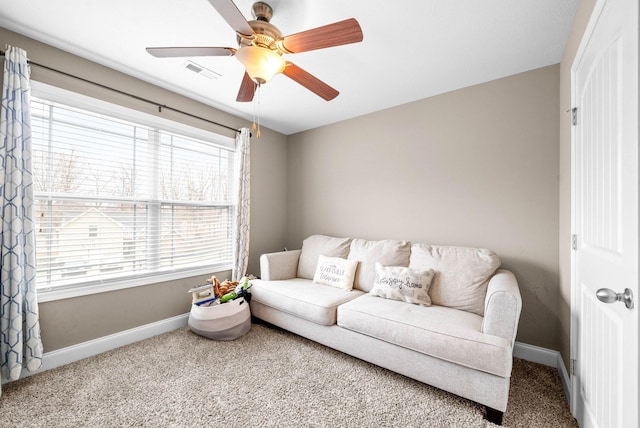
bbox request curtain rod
[1,50,242,135]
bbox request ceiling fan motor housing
[237,2,285,53]
[238,20,282,50]
[251,2,273,22]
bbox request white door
[572,0,638,427]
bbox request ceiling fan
[146,0,363,102]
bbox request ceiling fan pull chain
[252,83,262,139]
[257,84,262,138]
[252,84,258,135]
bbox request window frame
[30,82,236,303]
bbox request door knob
[596,288,634,309]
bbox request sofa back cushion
[409,244,500,316]
[348,239,411,292]
[297,235,352,279]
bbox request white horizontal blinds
[31,97,235,290]
[156,132,234,271]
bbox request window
[31,84,236,299]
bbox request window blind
[31,97,235,291]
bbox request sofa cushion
[250,278,364,326]
[297,235,352,280]
[370,263,435,306]
[348,239,411,292]
[409,244,500,316]
[337,294,512,377]
[313,255,358,291]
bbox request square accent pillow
[313,255,358,291]
[409,244,501,316]
[370,263,435,306]
[297,235,352,279]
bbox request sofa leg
[485,407,504,425]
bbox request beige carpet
[0,322,577,427]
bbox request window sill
[36,264,233,303]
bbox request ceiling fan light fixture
[235,46,285,84]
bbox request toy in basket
[187,276,252,340]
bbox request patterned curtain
[0,45,43,396]
[232,128,250,281]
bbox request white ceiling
[0,0,578,135]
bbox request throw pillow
[313,255,359,291]
[370,263,435,305]
[348,239,411,292]
[297,235,352,279]
[409,244,501,316]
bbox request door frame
[569,0,603,415]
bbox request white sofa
[250,235,522,425]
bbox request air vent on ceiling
[184,60,221,80]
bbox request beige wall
[558,0,596,369]
[1,27,288,351]
[287,65,561,349]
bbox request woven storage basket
[188,298,251,340]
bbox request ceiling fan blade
[146,47,236,58]
[236,72,257,102]
[207,0,254,37]
[280,18,363,54]
[282,62,339,101]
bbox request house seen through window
[31,86,236,295]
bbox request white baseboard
[2,313,189,385]
[514,341,572,404]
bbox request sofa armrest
[482,269,522,346]
[259,249,302,280]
